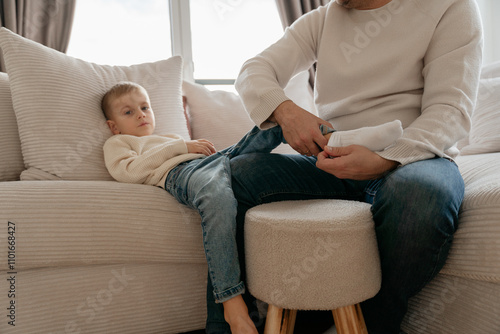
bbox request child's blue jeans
[165,126,285,303]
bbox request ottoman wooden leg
[282,309,297,334]
[264,305,297,334]
[332,304,368,334]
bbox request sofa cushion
[0,181,205,271]
[442,153,500,283]
[0,264,207,334]
[460,61,500,155]
[182,80,255,151]
[182,71,315,154]
[0,72,24,181]
[0,28,189,181]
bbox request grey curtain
[275,0,330,29]
[0,0,76,71]
[275,0,330,87]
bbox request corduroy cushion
[182,80,254,151]
[244,199,381,310]
[0,72,24,181]
[0,28,189,181]
[460,77,500,155]
[0,180,205,271]
[443,153,500,282]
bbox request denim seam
[366,168,399,206]
[213,281,246,303]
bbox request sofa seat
[0,180,208,334]
[402,152,500,334]
[446,153,500,282]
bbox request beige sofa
[0,27,499,334]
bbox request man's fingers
[324,145,351,157]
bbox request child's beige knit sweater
[103,134,204,187]
[235,0,483,165]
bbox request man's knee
[381,159,462,208]
[372,158,464,236]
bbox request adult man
[207,1,483,333]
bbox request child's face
[106,88,155,137]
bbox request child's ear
[106,120,120,135]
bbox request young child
[101,82,403,334]
[102,82,289,334]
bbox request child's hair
[101,82,147,120]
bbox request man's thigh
[367,157,464,295]
[369,157,465,223]
[230,152,369,206]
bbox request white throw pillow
[480,60,500,80]
[183,81,298,154]
[460,76,500,155]
[182,80,254,150]
[0,72,24,181]
[0,28,189,180]
[183,71,315,153]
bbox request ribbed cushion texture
[460,77,500,155]
[0,181,206,271]
[402,275,500,334]
[0,180,208,333]
[402,152,500,334]
[244,199,381,310]
[440,153,500,283]
[0,264,207,334]
[0,72,24,181]
[0,27,190,181]
[460,59,500,155]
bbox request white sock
[327,120,403,151]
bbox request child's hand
[186,139,216,156]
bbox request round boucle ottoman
[244,199,381,334]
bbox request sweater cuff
[377,141,436,166]
[251,88,290,129]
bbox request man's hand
[186,139,216,156]
[270,100,333,156]
[316,145,399,180]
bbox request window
[67,0,283,90]
[189,0,283,84]
[67,0,172,66]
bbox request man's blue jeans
[206,140,464,333]
[165,126,285,304]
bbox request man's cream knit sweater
[235,0,483,165]
[103,134,204,188]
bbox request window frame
[169,0,238,86]
[169,0,195,82]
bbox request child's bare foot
[223,295,258,334]
[324,132,332,141]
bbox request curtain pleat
[276,0,330,29]
[0,0,76,71]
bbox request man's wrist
[269,100,292,124]
[382,158,400,174]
